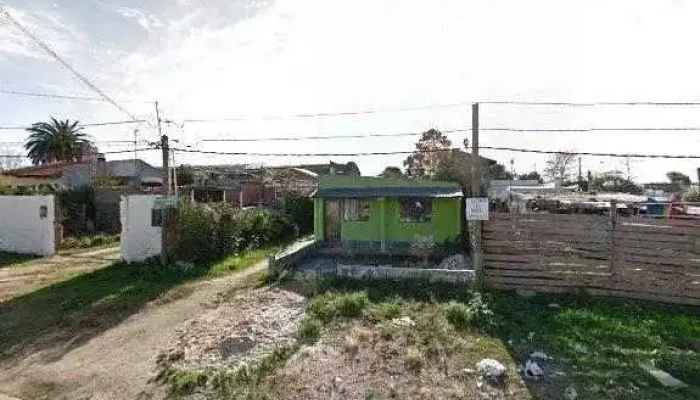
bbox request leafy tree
[518,171,543,183]
[666,171,691,193]
[544,153,577,186]
[590,170,643,194]
[176,164,195,186]
[403,129,452,178]
[378,166,404,179]
[25,118,92,165]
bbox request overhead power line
[0,120,148,130]
[0,6,147,124]
[0,88,150,103]
[482,127,700,132]
[182,102,472,123]
[0,147,154,158]
[199,128,470,142]
[482,101,700,107]
[172,147,700,159]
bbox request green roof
[313,176,462,198]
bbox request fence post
[609,200,618,280]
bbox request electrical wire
[173,147,700,159]
[481,101,700,107]
[0,6,148,125]
[199,129,470,142]
[0,88,151,103]
[0,120,148,130]
[482,127,700,132]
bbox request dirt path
[0,255,269,400]
[0,247,121,302]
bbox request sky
[1,0,700,183]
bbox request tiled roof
[2,162,87,178]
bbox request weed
[296,317,322,344]
[444,292,497,332]
[366,298,404,322]
[308,291,369,323]
[167,369,208,395]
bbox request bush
[309,291,370,323]
[444,292,497,332]
[172,204,298,264]
[283,193,314,235]
[296,317,323,343]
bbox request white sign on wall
[466,198,489,220]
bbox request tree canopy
[544,153,577,186]
[378,166,404,179]
[25,118,92,165]
[666,171,692,193]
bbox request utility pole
[133,128,139,162]
[156,101,170,266]
[155,101,170,195]
[470,103,483,283]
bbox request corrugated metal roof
[314,186,463,198]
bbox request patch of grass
[493,292,700,400]
[283,275,700,400]
[210,344,300,397]
[0,245,275,360]
[0,251,40,268]
[168,369,209,395]
[208,245,280,276]
[59,234,119,250]
[444,292,498,332]
[308,291,370,323]
[296,317,323,344]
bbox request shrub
[444,292,497,332]
[308,291,370,323]
[172,203,298,264]
[296,317,323,343]
[283,193,314,234]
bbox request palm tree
[25,118,92,165]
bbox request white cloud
[3,0,700,181]
[115,6,165,32]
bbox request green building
[312,176,463,254]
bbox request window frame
[398,197,433,223]
[342,198,371,222]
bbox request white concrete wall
[0,195,56,256]
[120,195,161,263]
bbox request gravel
[167,287,308,369]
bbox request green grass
[208,245,281,276]
[59,234,120,251]
[0,245,275,361]
[0,251,40,268]
[287,275,700,400]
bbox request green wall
[337,197,461,243]
[313,198,325,241]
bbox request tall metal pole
[470,103,483,283]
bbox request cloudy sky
[1,0,700,182]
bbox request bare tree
[0,147,23,171]
[544,153,577,186]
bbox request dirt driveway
[0,247,269,400]
[0,247,121,302]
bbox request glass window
[399,198,432,222]
[343,198,370,221]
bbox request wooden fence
[483,213,700,306]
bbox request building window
[343,198,370,221]
[399,198,432,222]
[152,209,164,227]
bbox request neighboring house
[97,159,163,190]
[312,176,462,255]
[0,172,11,187]
[0,162,91,189]
[188,168,270,207]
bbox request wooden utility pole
[470,103,483,282]
[156,101,170,265]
